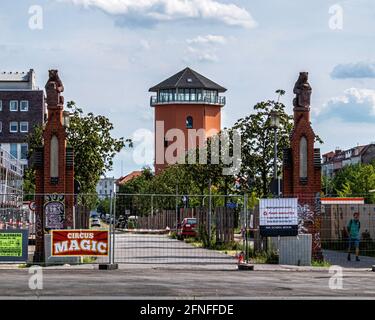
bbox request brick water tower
[149,67,226,173]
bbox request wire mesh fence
[113,193,242,265]
[0,192,374,267]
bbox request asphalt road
[112,233,236,266]
[2,233,375,299]
[0,267,375,299]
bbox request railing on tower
[150,95,226,106]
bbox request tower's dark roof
[149,67,227,93]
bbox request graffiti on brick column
[44,194,65,229]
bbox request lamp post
[270,110,280,196]
[63,111,71,128]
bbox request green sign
[0,233,23,257]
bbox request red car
[177,218,197,239]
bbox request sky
[1,0,375,178]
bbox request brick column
[33,70,74,262]
[282,72,323,261]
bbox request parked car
[91,218,101,227]
[177,218,197,239]
[90,211,99,218]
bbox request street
[0,267,375,299]
[2,232,375,299]
[112,233,236,265]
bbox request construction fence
[0,192,374,267]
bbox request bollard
[99,263,119,270]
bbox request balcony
[150,95,226,107]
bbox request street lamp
[270,110,280,196]
[63,111,71,128]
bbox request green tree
[97,197,111,215]
[25,101,132,196]
[332,163,375,203]
[232,91,294,196]
[66,101,132,194]
[117,167,154,216]
[337,181,352,197]
[23,125,44,198]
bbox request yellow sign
[0,233,23,257]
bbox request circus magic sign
[51,230,109,257]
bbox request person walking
[347,212,361,262]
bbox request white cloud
[331,61,375,79]
[59,0,257,28]
[318,88,375,122]
[184,34,227,63]
[139,39,151,50]
[186,46,218,62]
[186,34,227,45]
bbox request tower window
[186,116,193,129]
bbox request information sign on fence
[259,198,298,237]
[0,229,29,262]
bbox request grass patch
[248,250,279,264]
[82,256,97,263]
[312,259,331,267]
[168,231,178,239]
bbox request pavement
[323,249,375,268]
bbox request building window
[10,144,18,159]
[0,121,2,133]
[177,90,184,101]
[190,89,196,101]
[299,136,308,180]
[21,144,28,160]
[0,100,2,111]
[10,122,18,133]
[184,89,190,101]
[10,101,18,111]
[20,101,29,111]
[186,116,193,129]
[20,122,29,133]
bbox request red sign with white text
[51,230,109,256]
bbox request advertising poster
[259,198,298,237]
[0,229,29,262]
[45,194,65,229]
[51,230,109,257]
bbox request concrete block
[99,263,119,270]
[238,264,254,271]
[278,234,312,266]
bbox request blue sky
[1,0,375,177]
